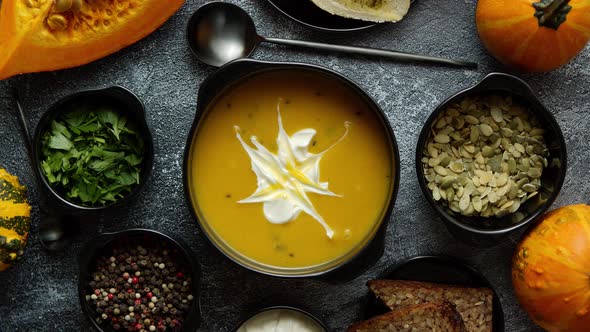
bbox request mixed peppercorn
[85,238,194,331]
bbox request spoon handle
[262,37,478,69]
[11,87,34,159]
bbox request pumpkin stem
[533,0,572,30]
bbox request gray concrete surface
[1,0,588,331]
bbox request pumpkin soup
[189,70,393,269]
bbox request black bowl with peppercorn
[78,229,201,332]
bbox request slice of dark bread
[347,301,467,332]
[367,280,493,332]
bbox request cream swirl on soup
[234,100,350,239]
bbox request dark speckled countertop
[1,0,588,331]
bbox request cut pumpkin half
[309,0,411,23]
[0,0,185,80]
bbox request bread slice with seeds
[309,0,411,23]
[347,301,467,332]
[368,280,493,332]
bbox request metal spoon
[187,2,478,69]
[12,88,74,252]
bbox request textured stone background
[1,0,589,331]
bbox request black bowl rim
[230,305,331,332]
[186,2,258,66]
[182,58,401,278]
[364,255,505,332]
[265,0,377,33]
[77,228,202,332]
[414,72,567,236]
[32,85,154,212]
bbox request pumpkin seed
[440,155,451,167]
[47,14,68,30]
[488,190,499,204]
[449,161,464,173]
[500,200,514,210]
[470,126,479,143]
[496,173,508,187]
[448,109,460,117]
[490,107,503,122]
[516,178,529,188]
[465,115,479,125]
[54,0,73,12]
[480,124,494,136]
[476,153,485,165]
[508,158,517,173]
[479,171,493,185]
[427,181,435,190]
[472,196,483,212]
[522,183,538,193]
[482,146,495,157]
[434,134,450,144]
[528,167,542,178]
[434,166,448,176]
[433,187,441,201]
[459,194,470,211]
[464,144,475,154]
[427,143,439,158]
[440,188,447,200]
[451,117,465,129]
[529,128,545,136]
[440,175,457,189]
[510,200,521,213]
[446,188,455,202]
[501,127,513,137]
[428,157,441,167]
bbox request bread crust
[347,301,467,332]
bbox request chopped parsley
[40,108,145,206]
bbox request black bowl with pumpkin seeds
[415,73,566,246]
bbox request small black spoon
[12,87,75,252]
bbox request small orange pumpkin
[512,204,590,331]
[0,0,185,80]
[476,0,590,72]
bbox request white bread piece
[310,0,411,23]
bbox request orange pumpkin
[0,0,185,80]
[512,204,590,331]
[476,0,590,72]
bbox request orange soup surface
[189,70,393,269]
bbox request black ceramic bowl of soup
[415,73,566,246]
[184,59,400,281]
[32,86,154,213]
[78,229,201,332]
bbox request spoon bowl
[38,211,77,251]
[187,2,258,67]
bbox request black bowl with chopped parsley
[33,86,153,210]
